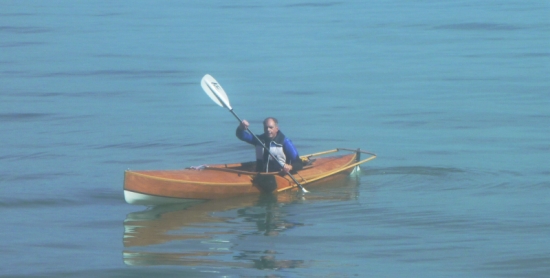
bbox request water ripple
[363,166,465,177]
[2,69,188,79]
[92,141,214,150]
[0,152,64,161]
[2,172,76,182]
[481,254,550,277]
[221,4,263,9]
[0,198,78,208]
[285,2,343,8]
[39,69,185,79]
[0,26,52,34]
[434,23,523,31]
[0,112,54,122]
[0,41,45,48]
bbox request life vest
[255,132,287,172]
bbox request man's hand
[281,163,293,174]
[239,120,249,130]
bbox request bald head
[263,117,278,126]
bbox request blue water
[1,1,549,277]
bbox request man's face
[263,119,279,139]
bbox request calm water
[1,1,549,277]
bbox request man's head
[263,117,279,139]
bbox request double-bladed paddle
[201,74,308,193]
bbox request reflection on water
[123,176,360,269]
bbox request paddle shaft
[228,109,308,192]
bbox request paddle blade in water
[201,74,232,110]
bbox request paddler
[236,117,303,174]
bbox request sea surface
[1,1,549,277]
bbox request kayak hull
[123,148,376,205]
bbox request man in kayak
[236,117,303,174]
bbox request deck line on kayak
[126,171,254,186]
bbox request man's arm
[236,127,256,145]
[283,138,303,172]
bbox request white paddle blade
[201,74,232,110]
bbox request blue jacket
[236,128,302,172]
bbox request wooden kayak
[123,148,376,205]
